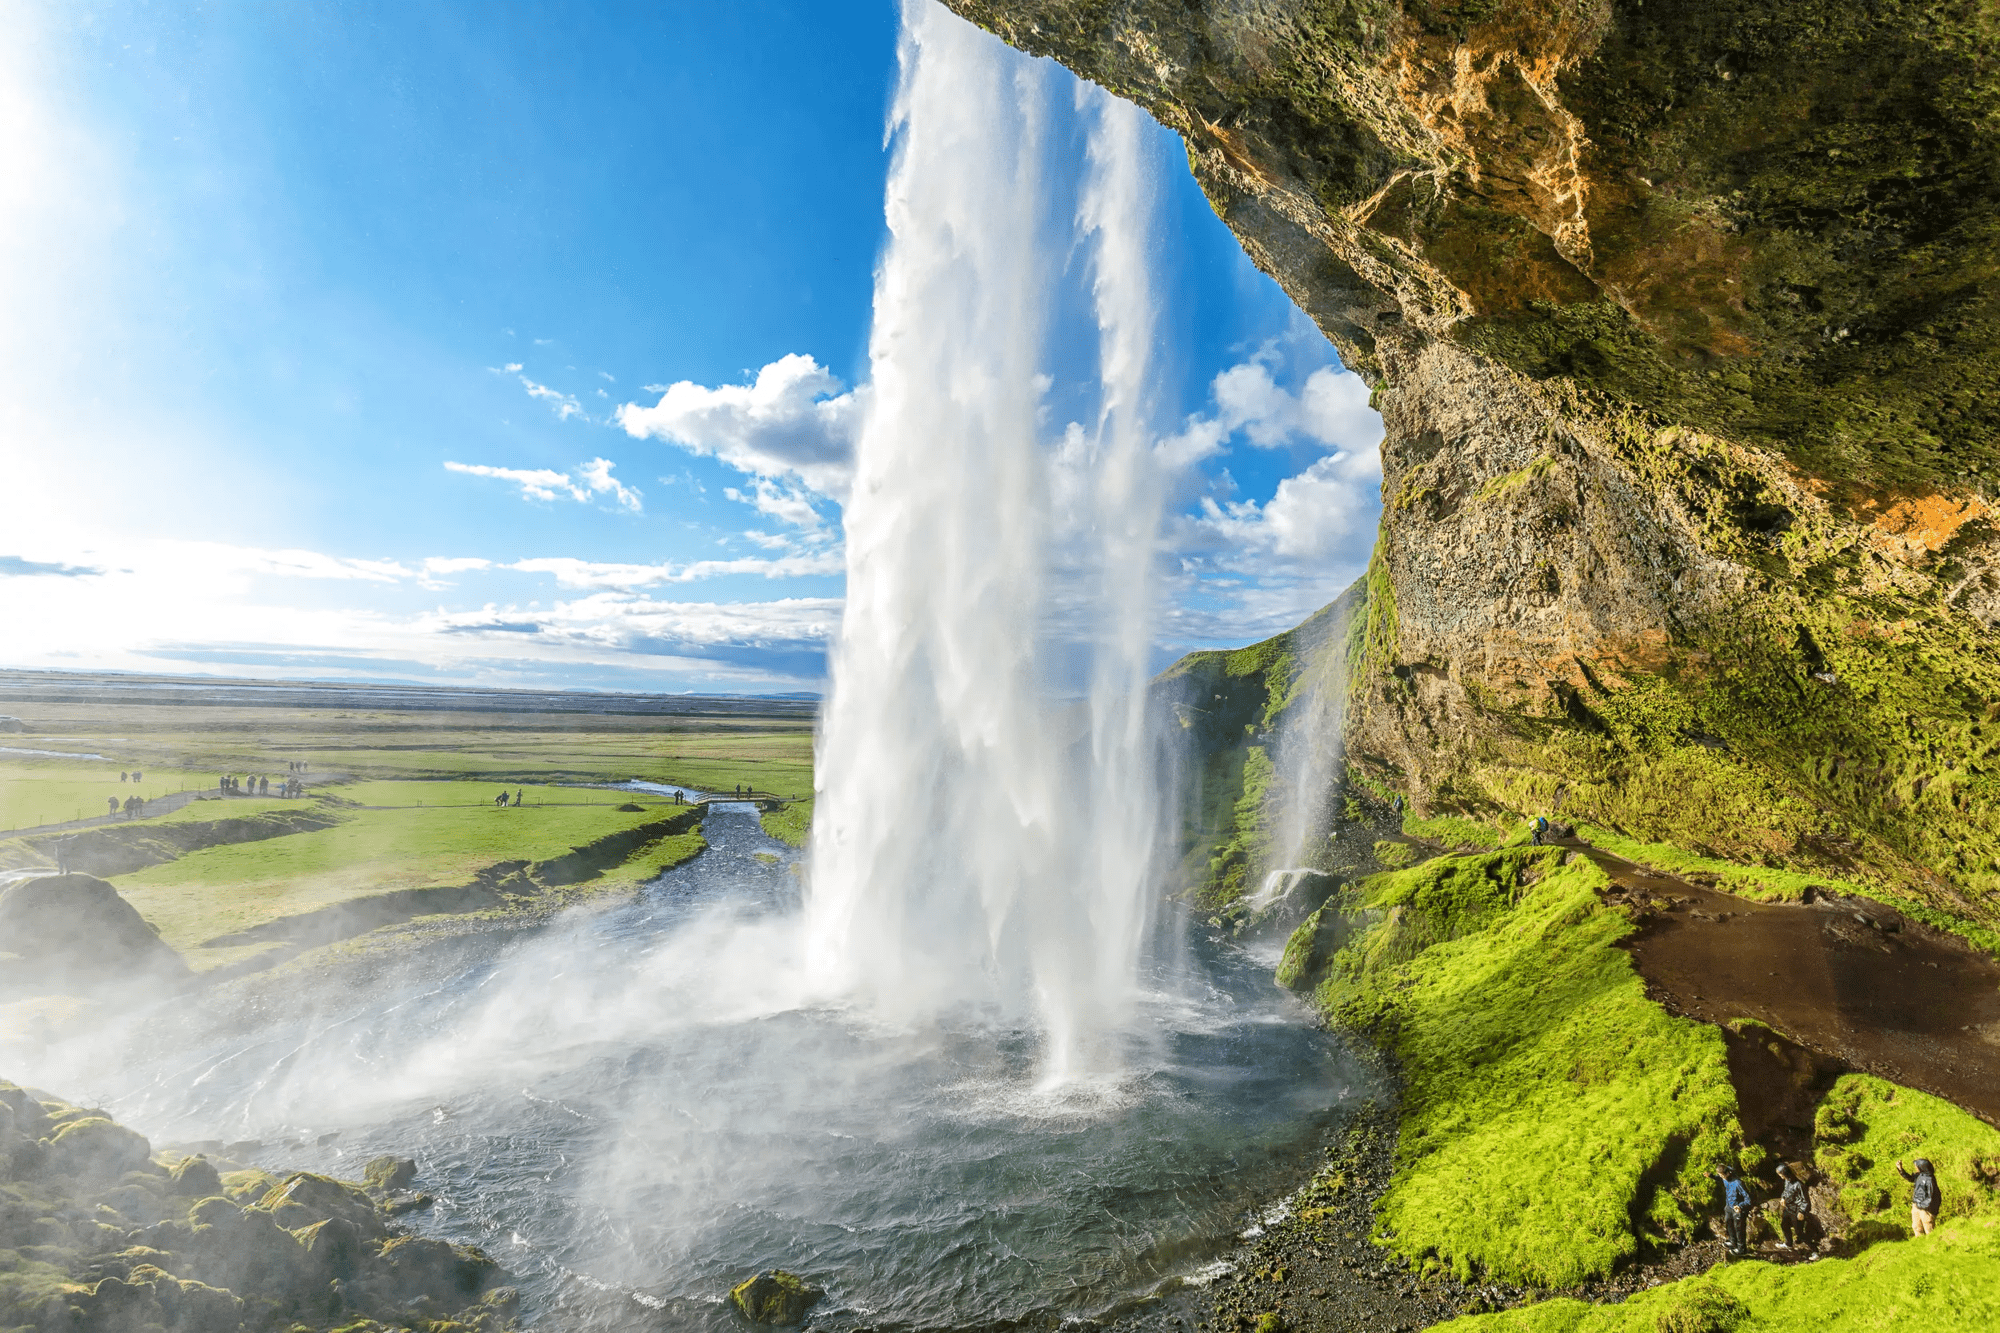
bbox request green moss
[1302,850,1740,1286]
[759,797,812,849]
[1812,1074,2000,1230]
[1437,1214,2000,1332]
[1346,537,1400,687]
[1403,813,1507,850]
[1190,745,1279,911]
[1372,838,1417,868]
[1474,454,1558,503]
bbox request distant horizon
[0,664,823,705]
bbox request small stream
[33,803,1372,1331]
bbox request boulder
[362,1155,418,1196]
[729,1270,822,1326]
[1267,868,1340,921]
[44,1116,153,1180]
[169,1154,224,1199]
[0,874,191,991]
[254,1172,387,1239]
[296,1215,368,1283]
[368,1234,501,1308]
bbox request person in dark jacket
[1712,1165,1753,1255]
[1776,1163,1812,1251]
[1898,1158,1941,1235]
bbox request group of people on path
[220,773,305,798]
[494,789,524,806]
[117,770,144,783]
[1710,1156,1941,1258]
[105,794,147,818]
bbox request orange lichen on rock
[1861,492,1991,555]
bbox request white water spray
[805,1,1166,1082]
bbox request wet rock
[1270,869,1340,921]
[730,1270,823,1325]
[0,1083,513,1333]
[297,1215,368,1283]
[254,1171,388,1239]
[370,1234,502,1308]
[362,1154,418,1195]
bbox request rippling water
[39,804,1369,1331]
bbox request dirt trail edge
[1564,837,2000,1129]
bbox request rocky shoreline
[1,1079,517,1333]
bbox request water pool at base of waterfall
[37,805,1372,1332]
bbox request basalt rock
[953,0,2000,930]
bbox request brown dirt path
[1562,837,2000,1130]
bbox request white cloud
[616,353,860,500]
[722,477,829,532]
[519,376,585,422]
[1190,445,1382,561]
[1157,360,1380,469]
[445,458,642,512]
[574,457,642,512]
[507,550,842,590]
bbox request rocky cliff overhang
[953,0,2000,926]
[946,0,2000,505]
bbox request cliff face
[947,0,2000,926]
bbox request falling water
[805,1,1167,1082]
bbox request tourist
[1712,1165,1752,1256]
[1776,1163,1812,1251]
[514,790,523,806]
[107,796,119,816]
[1898,1158,1941,1235]
[1531,814,1550,846]
[119,771,128,782]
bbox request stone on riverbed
[730,1270,823,1325]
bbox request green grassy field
[324,779,664,808]
[115,801,691,961]
[0,758,212,832]
[0,680,815,980]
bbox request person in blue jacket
[1898,1158,1941,1235]
[1712,1164,1753,1255]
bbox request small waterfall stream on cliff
[13,6,1378,1328]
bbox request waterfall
[804,0,1165,1083]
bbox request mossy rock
[167,1154,223,1198]
[729,1270,822,1325]
[44,1116,152,1179]
[362,1155,418,1195]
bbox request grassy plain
[0,674,816,979]
[115,801,687,964]
[0,758,211,833]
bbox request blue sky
[0,0,1383,693]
